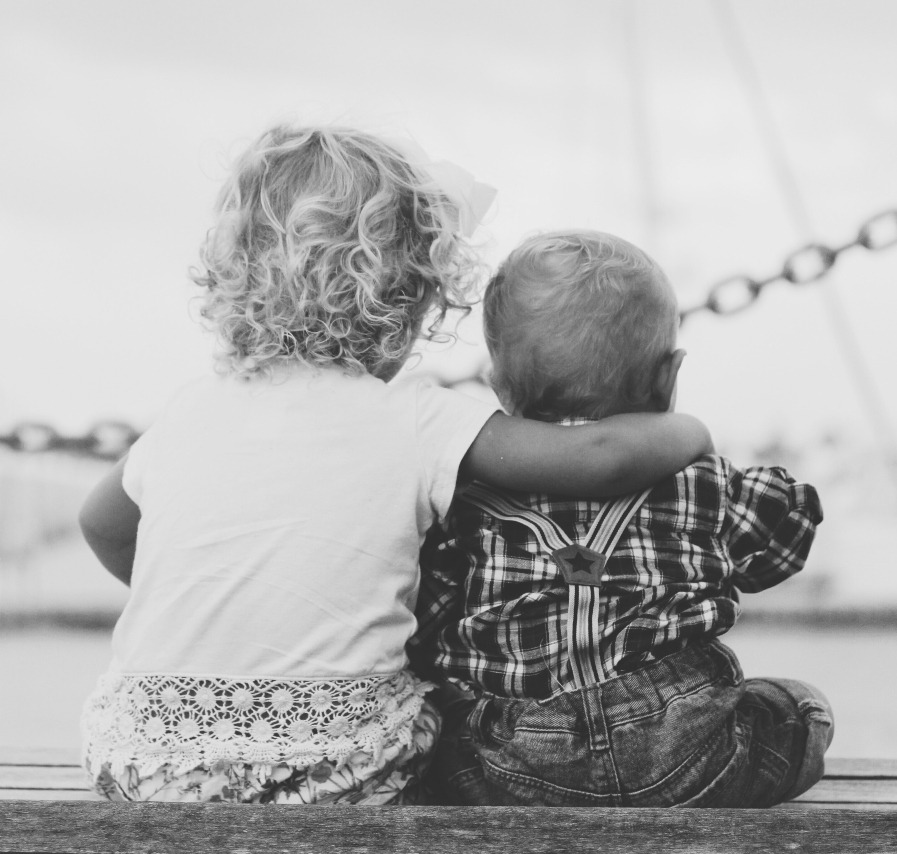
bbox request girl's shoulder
[163,372,226,400]
[391,377,497,412]
[390,380,499,440]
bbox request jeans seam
[621,726,737,799]
[671,725,751,808]
[748,731,792,770]
[512,725,581,737]
[607,677,727,728]
[798,699,833,724]
[481,756,616,804]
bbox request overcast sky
[2,0,896,460]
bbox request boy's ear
[651,349,686,412]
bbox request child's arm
[78,456,140,587]
[461,411,713,497]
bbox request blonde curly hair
[192,124,481,379]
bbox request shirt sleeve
[407,522,467,679]
[723,463,824,593]
[121,418,162,507]
[121,427,154,505]
[119,380,195,505]
[414,383,499,523]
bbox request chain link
[3,208,896,459]
[680,208,897,321]
[0,421,140,460]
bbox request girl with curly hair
[78,123,711,805]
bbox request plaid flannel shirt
[410,454,822,700]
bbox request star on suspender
[552,544,607,587]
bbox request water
[1,621,895,758]
[726,621,897,759]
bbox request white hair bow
[385,136,497,238]
[426,159,497,238]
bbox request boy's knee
[797,682,835,751]
[764,677,835,748]
[790,681,835,796]
[744,677,834,801]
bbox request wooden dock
[1,748,895,853]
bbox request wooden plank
[0,766,89,791]
[4,775,890,806]
[0,802,895,854]
[793,778,897,804]
[778,800,897,811]
[0,790,101,802]
[0,746,81,766]
[4,747,896,775]
[3,747,897,810]
[3,746,895,778]
[1,766,895,807]
[1,783,891,808]
[825,757,897,778]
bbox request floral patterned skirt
[83,670,440,805]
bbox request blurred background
[1,0,896,758]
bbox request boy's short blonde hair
[192,124,479,379]
[484,230,678,421]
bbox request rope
[622,1,661,253]
[710,0,897,473]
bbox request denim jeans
[424,640,834,808]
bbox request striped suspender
[563,490,650,688]
[463,484,651,690]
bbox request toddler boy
[411,230,833,807]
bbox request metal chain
[0,421,140,461]
[680,209,897,321]
[3,209,896,461]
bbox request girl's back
[113,366,493,679]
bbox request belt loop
[581,683,609,752]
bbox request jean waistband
[484,640,743,721]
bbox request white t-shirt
[112,366,497,680]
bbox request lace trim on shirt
[81,671,431,779]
